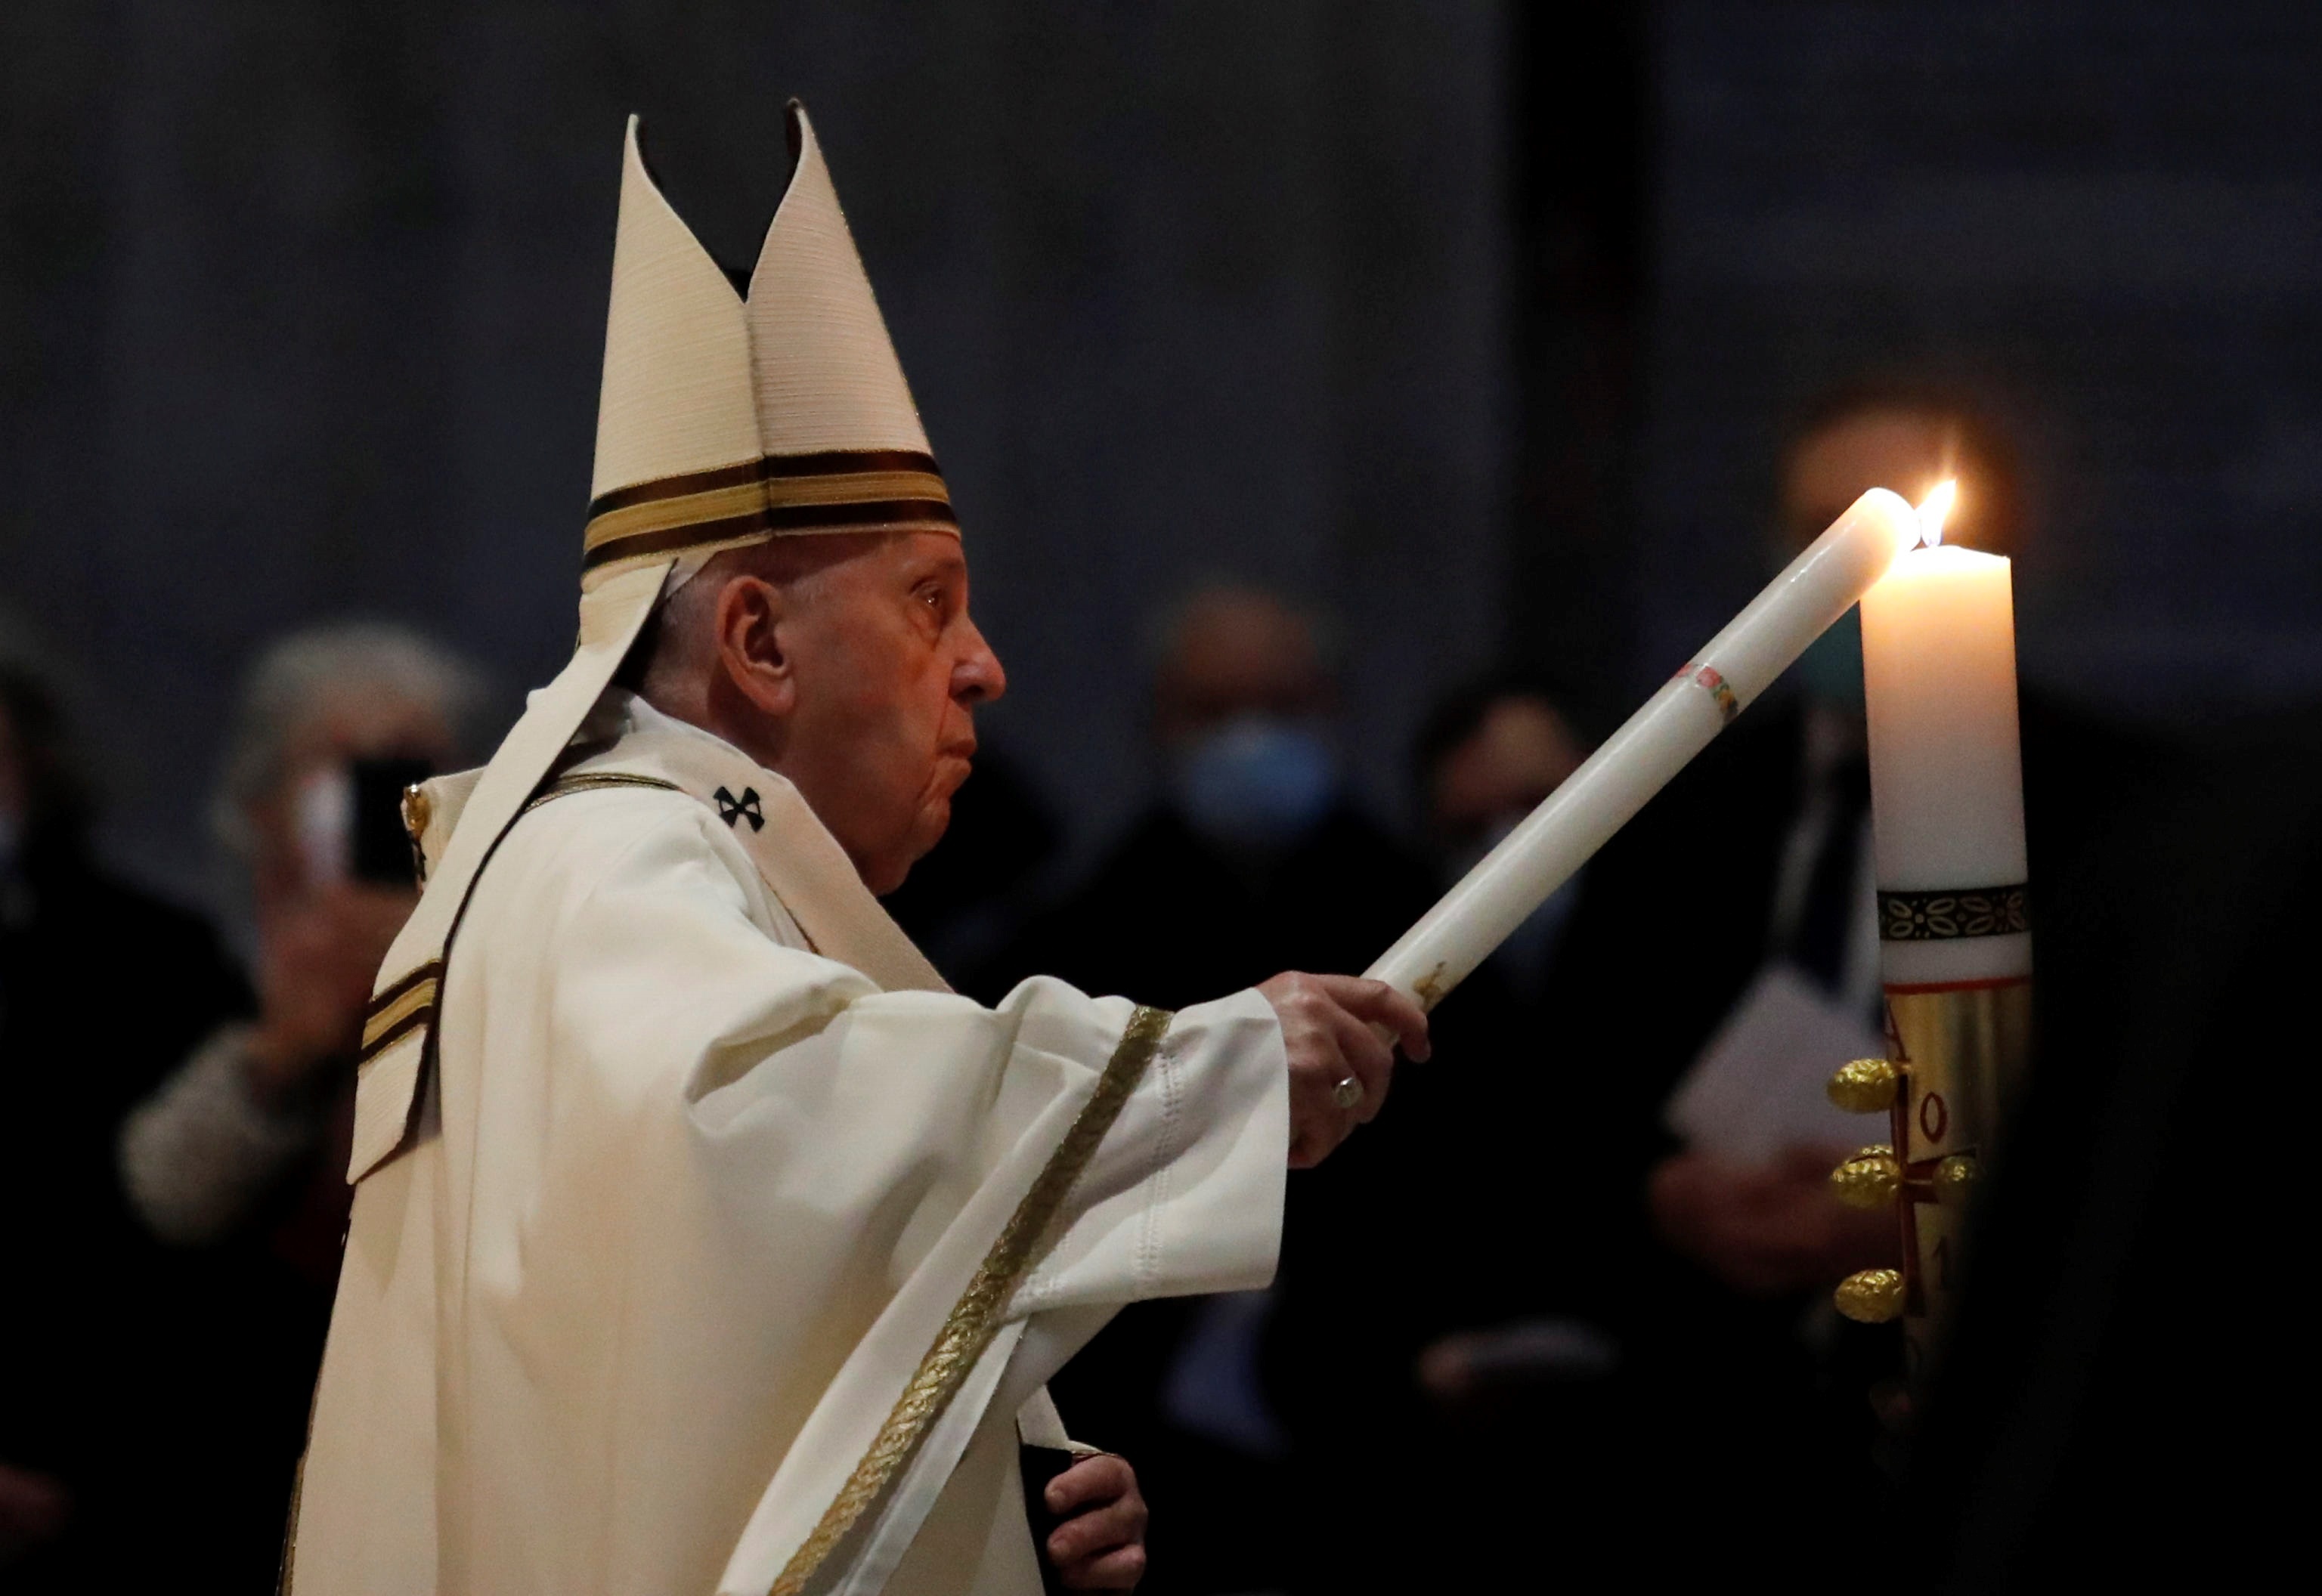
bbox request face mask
[1172,716,1339,852]
[1792,605,1865,710]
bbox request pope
[283,103,1427,1596]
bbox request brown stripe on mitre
[582,472,777,559]
[760,449,946,486]
[763,496,957,532]
[580,450,958,576]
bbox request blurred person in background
[982,581,1437,1594]
[1413,680,1592,1004]
[989,584,1435,1001]
[0,626,249,1589]
[1271,671,1656,1591]
[121,623,483,1273]
[99,623,482,1590]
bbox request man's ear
[711,574,797,720]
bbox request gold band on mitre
[580,448,958,580]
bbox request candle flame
[1917,479,1958,547]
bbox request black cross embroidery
[714,786,764,831]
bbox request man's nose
[955,619,1007,705]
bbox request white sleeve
[993,979,1289,1320]
[673,972,1288,1322]
[119,1024,318,1244]
[551,806,1289,1320]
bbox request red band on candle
[1680,663,1739,725]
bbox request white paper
[1664,964,1887,1163]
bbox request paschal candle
[1859,490,2030,988]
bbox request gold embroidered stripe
[359,1003,432,1063]
[583,476,779,554]
[360,961,441,1061]
[767,1004,1176,1596]
[581,474,953,555]
[588,456,769,518]
[367,957,440,1012]
[582,450,953,555]
[582,510,779,572]
[761,469,949,510]
[519,771,683,817]
[587,465,952,546]
[361,983,432,1050]
[581,499,958,574]
[587,450,942,520]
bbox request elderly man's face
[769,531,1005,894]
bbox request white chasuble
[288,696,1289,1596]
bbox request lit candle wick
[1917,479,1958,548]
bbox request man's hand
[246,883,418,1106]
[1042,1452,1148,1590]
[1648,1146,1896,1296]
[1256,973,1430,1168]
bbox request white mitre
[351,102,953,1180]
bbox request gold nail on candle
[1934,1153,1980,1204]
[1830,1146,1902,1210]
[1835,1269,1906,1324]
[1826,1057,1901,1113]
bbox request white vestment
[288,696,1289,1596]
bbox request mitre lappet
[353,103,955,1179]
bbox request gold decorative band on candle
[1679,662,1739,725]
[580,450,958,573]
[1878,883,2029,942]
[1872,976,2031,1372]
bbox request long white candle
[1860,514,2029,986]
[1367,487,1919,1007]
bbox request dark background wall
[1638,0,2322,711]
[5,1,2320,917]
[0,0,1509,909]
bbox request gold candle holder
[1830,887,2033,1381]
